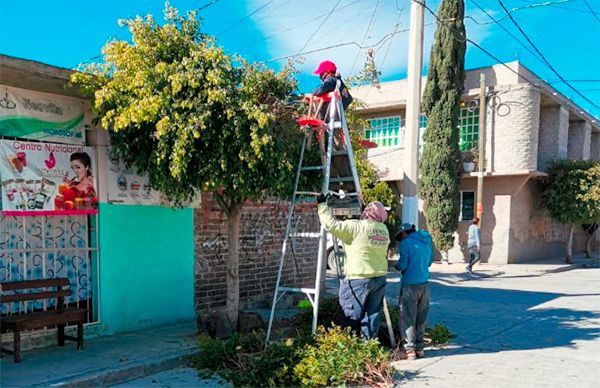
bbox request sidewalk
[0,321,199,387]
[390,254,600,387]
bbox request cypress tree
[420,0,466,252]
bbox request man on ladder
[266,60,396,345]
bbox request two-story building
[352,61,600,264]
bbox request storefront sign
[0,85,85,145]
[0,140,97,214]
[106,147,160,205]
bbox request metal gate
[0,213,99,324]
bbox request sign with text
[0,140,97,213]
[106,147,160,205]
[0,85,85,145]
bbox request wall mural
[0,214,93,315]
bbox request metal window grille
[366,116,403,147]
[459,107,480,151]
[460,191,475,221]
[0,213,100,330]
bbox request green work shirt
[318,203,390,279]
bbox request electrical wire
[297,0,342,55]
[464,0,575,26]
[350,0,382,76]
[197,0,221,12]
[470,0,544,63]
[217,0,275,36]
[582,0,600,25]
[498,0,600,111]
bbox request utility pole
[403,0,425,228]
[476,73,486,222]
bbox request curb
[40,349,199,387]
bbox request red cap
[312,60,337,75]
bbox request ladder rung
[278,287,317,294]
[332,150,349,156]
[329,177,356,183]
[291,232,321,238]
[296,191,321,196]
[300,165,325,171]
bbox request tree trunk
[565,224,574,264]
[225,202,243,330]
[585,233,592,258]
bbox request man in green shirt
[317,194,390,339]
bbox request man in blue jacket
[395,223,434,360]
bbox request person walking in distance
[395,223,433,360]
[317,193,390,339]
[466,217,481,273]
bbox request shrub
[293,325,393,387]
[193,330,311,387]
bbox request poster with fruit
[106,146,160,205]
[0,140,98,213]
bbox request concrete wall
[568,121,592,160]
[538,105,569,171]
[97,204,195,334]
[489,85,541,172]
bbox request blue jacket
[313,75,353,109]
[395,230,433,285]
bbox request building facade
[352,61,600,264]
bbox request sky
[1,0,599,118]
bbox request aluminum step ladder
[266,90,396,347]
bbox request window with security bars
[459,107,479,151]
[365,116,402,147]
[460,191,475,221]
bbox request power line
[464,0,576,26]
[498,0,600,111]
[196,0,221,12]
[266,24,416,63]
[350,0,382,76]
[520,0,600,14]
[583,0,600,24]
[470,0,544,63]
[217,0,275,36]
[239,0,363,51]
[297,0,342,55]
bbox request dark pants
[400,283,430,351]
[338,276,387,339]
[468,246,480,269]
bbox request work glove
[316,192,328,204]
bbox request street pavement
[2,255,598,387]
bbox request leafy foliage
[541,159,600,225]
[420,0,466,251]
[293,325,393,387]
[70,3,303,207]
[193,331,311,387]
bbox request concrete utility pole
[476,73,487,222]
[402,0,425,228]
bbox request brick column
[590,131,600,161]
[568,121,592,160]
[491,85,541,172]
[538,105,569,171]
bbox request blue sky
[1,0,599,117]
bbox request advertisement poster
[0,85,86,145]
[106,147,160,205]
[0,140,97,213]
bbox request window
[458,107,479,151]
[366,116,402,147]
[460,191,475,221]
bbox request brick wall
[568,120,592,160]
[538,105,569,171]
[491,85,541,172]
[194,193,320,312]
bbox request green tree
[71,4,303,330]
[541,160,600,263]
[420,0,466,253]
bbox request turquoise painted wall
[97,203,194,334]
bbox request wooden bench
[0,278,85,363]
